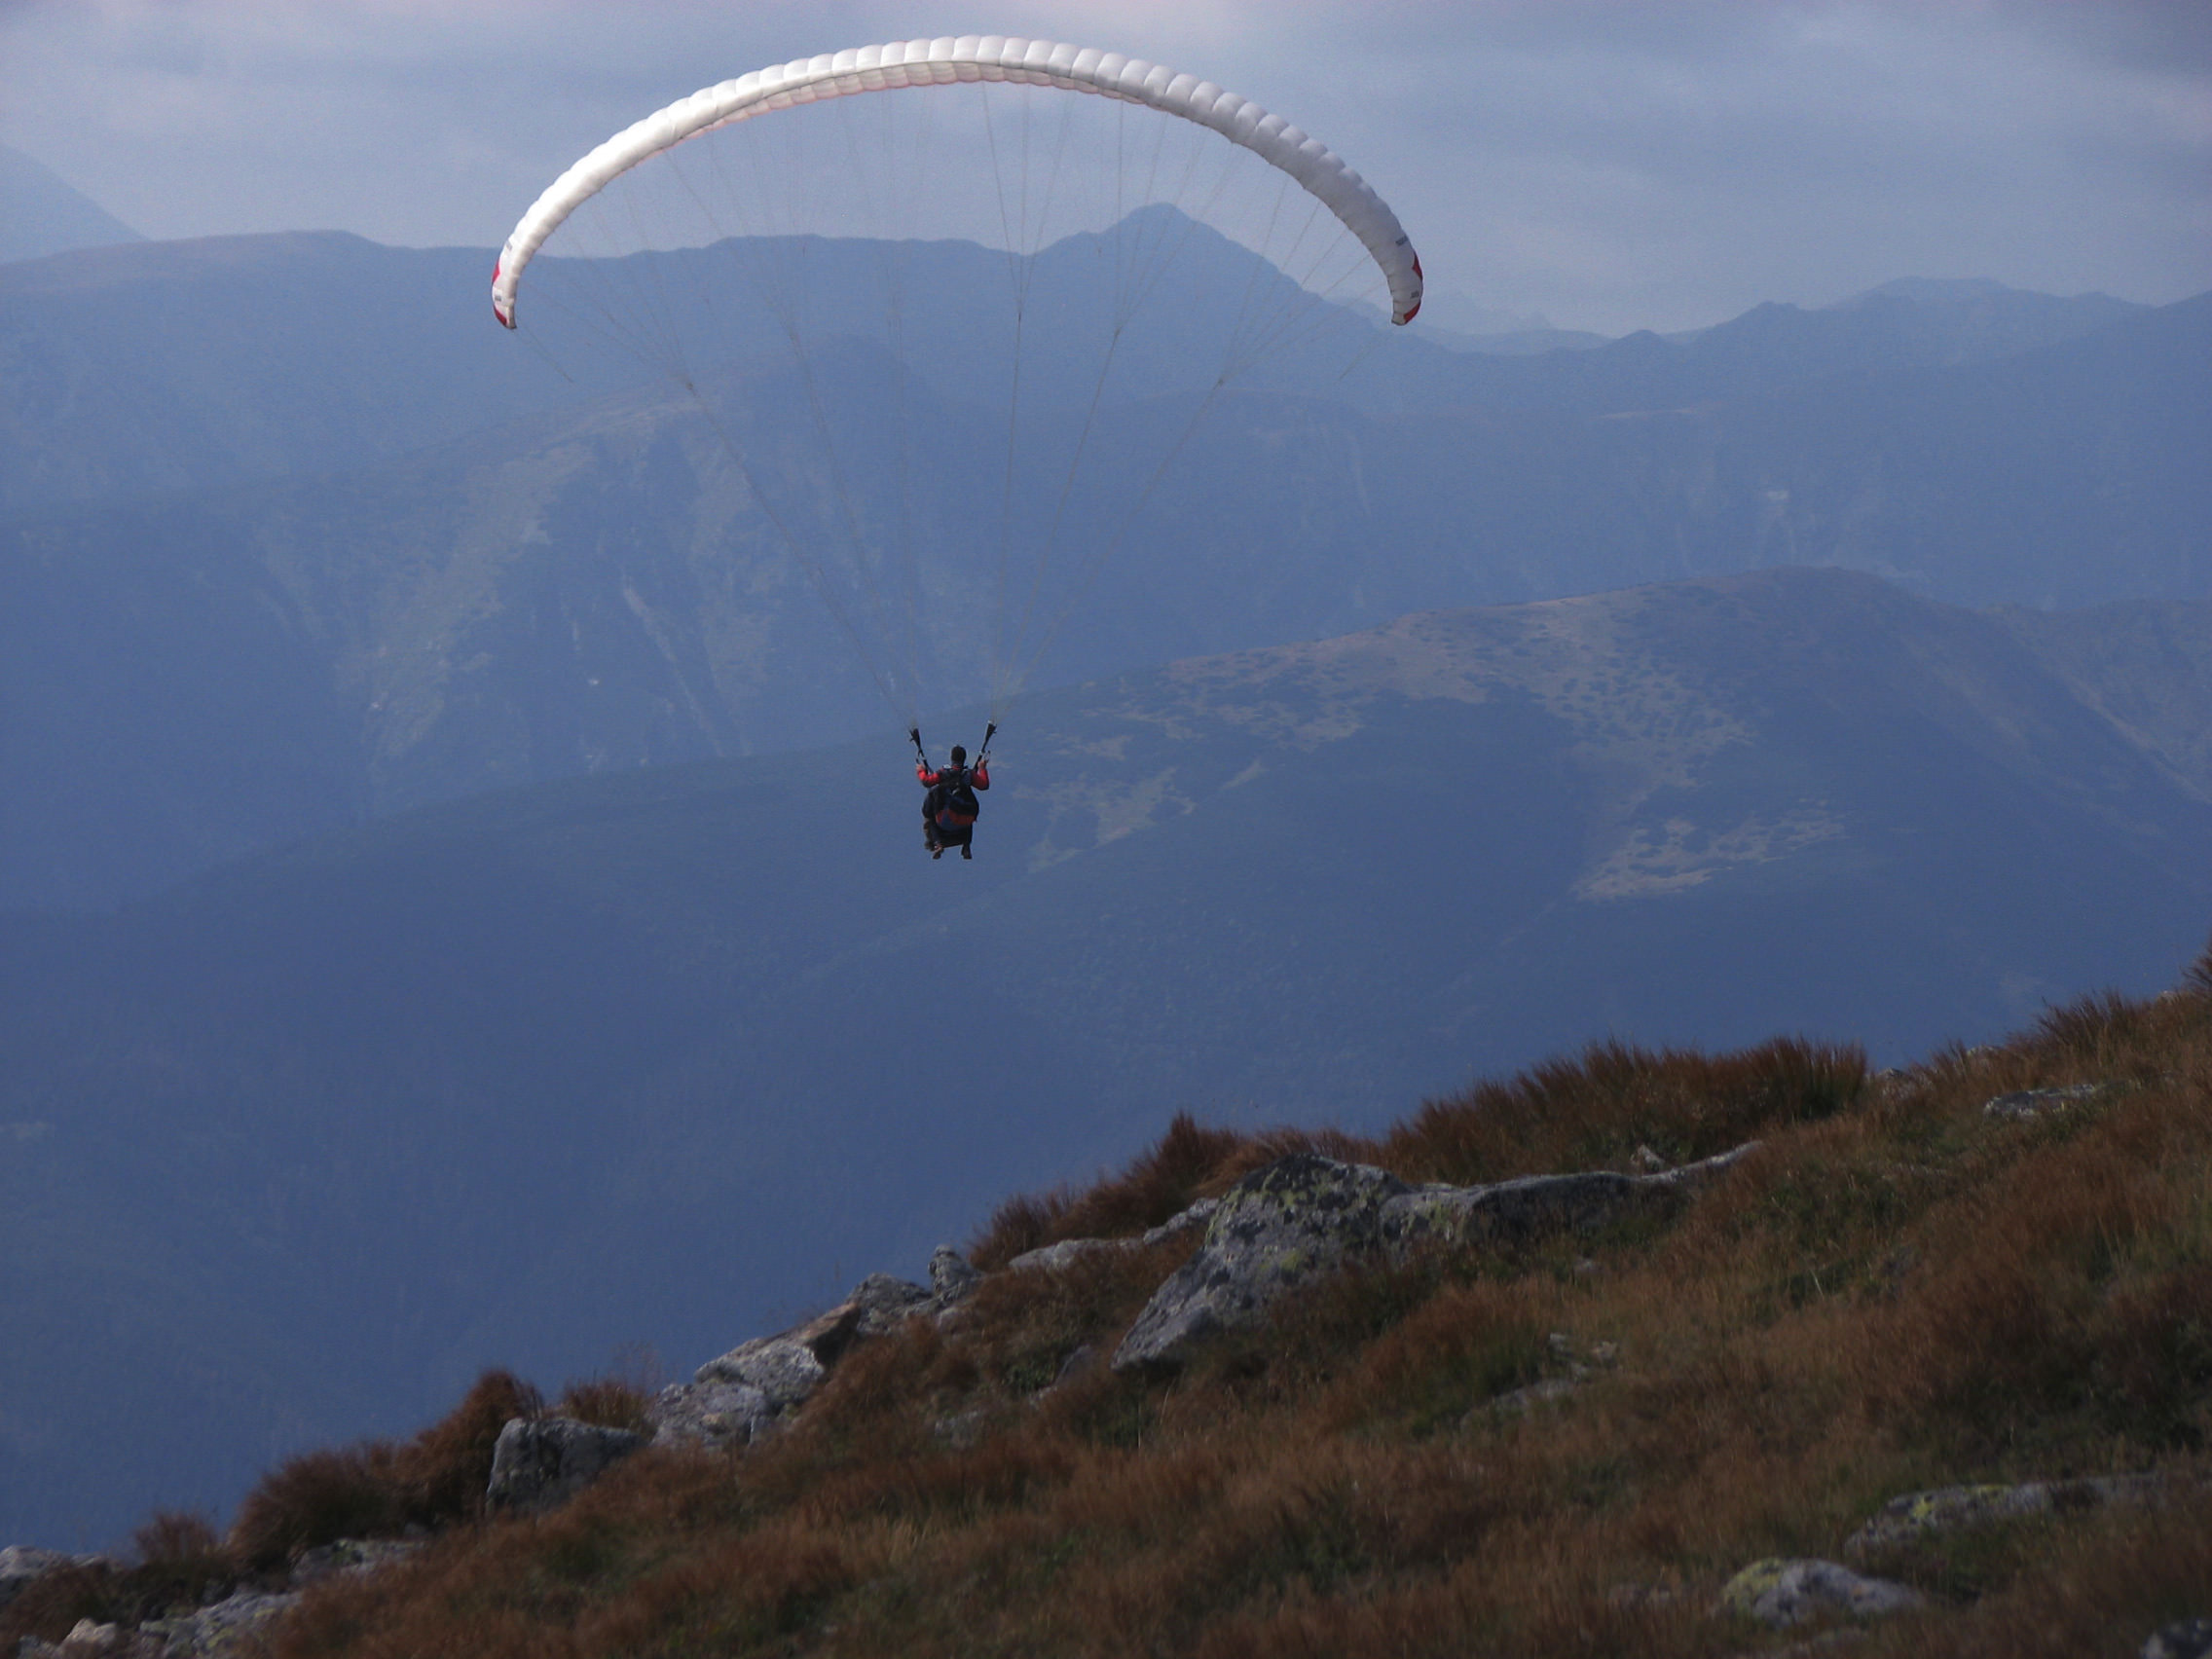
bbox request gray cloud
[2,0,2205,332]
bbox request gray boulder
[1381,1142,1759,1261]
[2145,1617,2212,1659]
[0,1546,69,1611]
[1112,1155,1410,1373]
[484,1417,646,1513]
[1718,1558,1924,1628]
[695,1329,830,1412]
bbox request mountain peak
[0,144,144,264]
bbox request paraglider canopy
[493,36,1422,331]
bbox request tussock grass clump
[229,1369,540,1569]
[1381,1034,1869,1185]
[169,939,2212,1657]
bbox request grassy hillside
[8,949,2208,1657]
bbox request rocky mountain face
[4,567,2211,1546]
[2,226,2201,908]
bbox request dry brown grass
[108,939,2212,1657]
[229,1369,541,1569]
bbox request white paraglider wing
[491,35,1422,330]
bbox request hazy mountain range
[4,221,2202,908]
[7,567,2212,1546]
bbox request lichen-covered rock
[142,1587,303,1656]
[2145,1617,2212,1659]
[484,1417,646,1513]
[1112,1154,1410,1373]
[648,1378,775,1452]
[0,1545,70,1610]
[1142,1198,1220,1246]
[1844,1472,2168,1555]
[1380,1141,1758,1261]
[1719,1558,1924,1628]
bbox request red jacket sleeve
[916,765,940,786]
[973,764,989,789]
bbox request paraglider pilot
[914,734,989,860]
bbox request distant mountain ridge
[0,145,142,265]
[2,222,2204,909]
[5,567,2211,1546]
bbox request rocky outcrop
[1380,1142,1759,1261]
[1113,1155,1409,1373]
[1844,1472,2170,1555]
[484,1418,645,1513]
[1113,1146,1755,1374]
[1718,1558,1924,1628]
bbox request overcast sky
[2,0,2206,334]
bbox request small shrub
[229,1448,403,1571]
[133,1508,225,1566]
